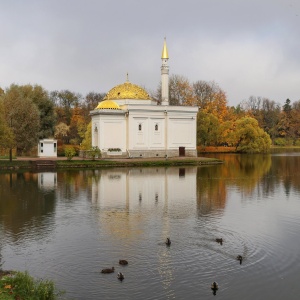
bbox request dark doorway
[179,147,185,157]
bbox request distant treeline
[0,77,299,156]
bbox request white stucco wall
[92,112,126,151]
[38,139,57,157]
[128,113,166,150]
[101,119,126,150]
[168,118,196,149]
[149,118,165,148]
[91,103,198,157]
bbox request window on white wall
[138,124,142,131]
[155,124,158,131]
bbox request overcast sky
[1,0,299,106]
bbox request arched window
[138,124,142,131]
[155,124,158,131]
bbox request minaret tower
[161,38,169,105]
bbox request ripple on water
[166,221,273,289]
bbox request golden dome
[96,100,121,110]
[103,81,151,100]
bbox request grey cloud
[0,0,299,105]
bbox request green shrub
[0,271,62,300]
[89,146,101,160]
[273,138,286,146]
[64,146,76,160]
[294,139,300,146]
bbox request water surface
[1,152,300,299]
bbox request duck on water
[117,272,125,281]
[101,267,115,274]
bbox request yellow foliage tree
[81,122,92,150]
[233,117,272,153]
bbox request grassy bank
[0,160,31,170]
[56,157,222,168]
[0,157,222,171]
[0,270,62,300]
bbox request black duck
[166,238,171,246]
[237,255,243,264]
[216,238,223,245]
[117,272,125,281]
[101,267,115,274]
[211,281,218,290]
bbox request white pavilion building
[90,39,198,158]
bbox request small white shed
[38,139,57,157]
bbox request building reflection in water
[91,167,197,212]
[38,172,57,191]
[91,167,197,294]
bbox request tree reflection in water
[1,152,300,299]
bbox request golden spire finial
[126,72,129,82]
[161,37,169,59]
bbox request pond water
[1,152,300,299]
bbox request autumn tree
[291,100,300,142]
[69,106,86,145]
[241,96,281,142]
[193,81,228,121]
[82,92,105,123]
[283,98,292,115]
[197,111,220,146]
[241,95,263,112]
[275,99,295,143]
[218,120,235,146]
[50,90,82,125]
[1,85,40,155]
[277,99,300,144]
[193,81,221,108]
[0,100,15,151]
[54,122,70,144]
[15,84,56,139]
[226,105,249,122]
[233,117,272,153]
[260,98,281,140]
[150,82,162,104]
[292,100,300,111]
[81,122,92,150]
[169,74,195,106]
